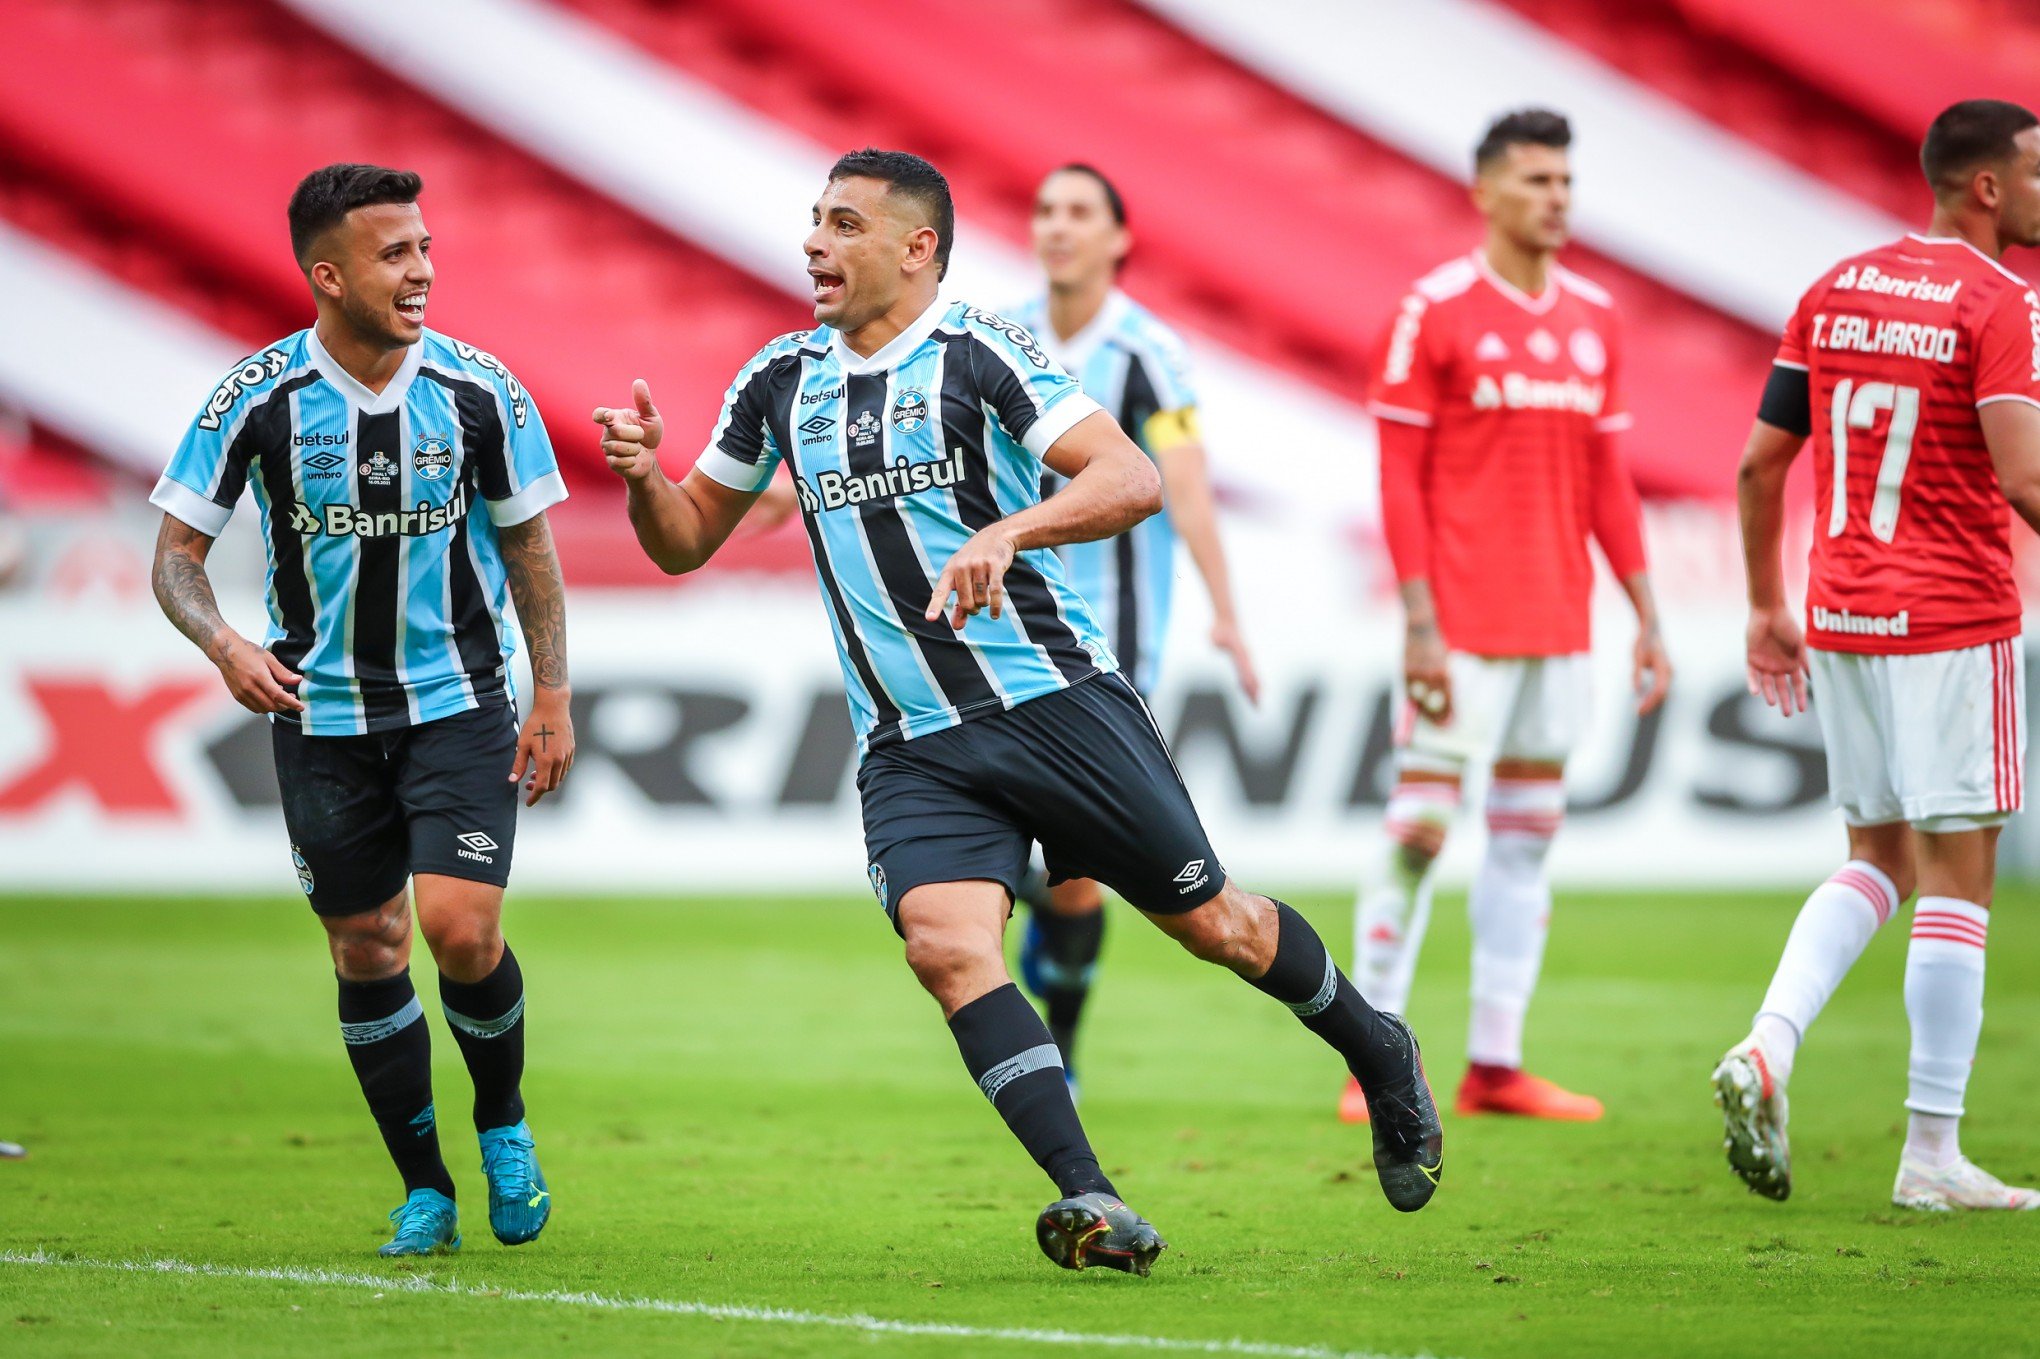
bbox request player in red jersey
[1715,100,2040,1211]
[1342,110,1670,1124]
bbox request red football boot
[1338,1073,1370,1124]
[1454,1063,1603,1121]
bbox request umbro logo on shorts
[1174,859,1210,894]
[456,831,498,865]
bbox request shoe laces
[388,1195,446,1238]
[481,1132,536,1200]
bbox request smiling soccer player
[597,149,1442,1273]
[150,164,574,1256]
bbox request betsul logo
[413,437,453,481]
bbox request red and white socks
[1353,779,1459,1013]
[1466,777,1565,1069]
[1903,897,1989,1167]
[1752,860,1900,1083]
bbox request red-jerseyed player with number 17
[1716,99,2040,1212]
[1343,109,1670,1127]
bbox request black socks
[1031,908,1105,1064]
[948,984,1115,1199]
[338,971,454,1198]
[439,944,528,1133]
[1248,901,1403,1086]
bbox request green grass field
[2,888,2036,1358]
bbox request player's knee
[1384,778,1458,872]
[421,912,503,981]
[324,894,411,980]
[901,921,994,993]
[1167,888,1270,971]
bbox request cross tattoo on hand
[536,724,555,750]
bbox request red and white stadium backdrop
[11,511,2011,897]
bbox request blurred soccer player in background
[1716,99,2040,1211]
[598,148,1441,1275]
[150,164,574,1255]
[1344,109,1669,1125]
[1006,164,1260,1091]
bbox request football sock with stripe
[1354,778,1457,1012]
[948,983,1114,1199]
[1031,907,1104,1064]
[338,970,454,1198]
[1252,901,1402,1085]
[1466,778,1564,1068]
[439,944,527,1133]
[1904,898,1988,1166]
[1754,860,1900,1083]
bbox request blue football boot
[479,1121,551,1245]
[378,1188,460,1257]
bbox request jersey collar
[829,294,947,375]
[1472,249,1560,315]
[1902,231,2029,286]
[1032,288,1127,374]
[307,324,423,414]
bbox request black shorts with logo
[272,698,520,917]
[856,671,1224,934]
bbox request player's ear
[307,259,345,302]
[901,224,939,277]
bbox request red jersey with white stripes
[1370,251,1644,656]
[1777,233,2040,654]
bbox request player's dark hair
[1050,163,1127,227]
[288,163,424,267]
[829,148,955,280]
[1474,108,1572,173]
[1921,99,2040,197]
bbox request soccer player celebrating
[1715,100,2040,1211]
[597,149,1440,1274]
[1343,109,1669,1125]
[1005,164,1260,1089]
[150,165,574,1255]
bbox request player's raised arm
[596,378,763,575]
[924,411,1160,630]
[151,513,304,714]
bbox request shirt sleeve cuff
[694,445,774,493]
[149,475,233,537]
[1368,402,1434,428]
[1976,393,2040,412]
[1022,392,1104,459]
[486,470,569,526]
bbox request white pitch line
[1,1249,1442,1359]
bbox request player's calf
[1153,888,1443,1211]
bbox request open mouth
[395,291,427,324]
[809,270,844,306]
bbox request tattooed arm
[498,510,575,806]
[151,514,304,714]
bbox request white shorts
[1809,639,2025,831]
[1396,653,1591,772]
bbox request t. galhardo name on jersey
[794,446,968,513]
[288,480,473,539]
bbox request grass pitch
[2,887,2036,1358]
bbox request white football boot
[1892,1156,2040,1211]
[1713,1035,1791,1200]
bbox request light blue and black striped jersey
[697,298,1116,754]
[150,326,567,736]
[1008,291,1198,694]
